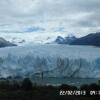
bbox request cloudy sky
[0,0,100,36]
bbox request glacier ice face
[0,44,100,78]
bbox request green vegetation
[0,78,100,100]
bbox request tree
[21,78,33,91]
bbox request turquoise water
[32,77,99,86]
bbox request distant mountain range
[0,32,100,47]
[54,32,100,47]
[70,32,100,46]
[0,37,17,48]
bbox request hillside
[0,37,17,48]
[70,32,100,46]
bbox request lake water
[32,77,99,87]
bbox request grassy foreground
[0,78,100,100]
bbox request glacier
[0,44,100,78]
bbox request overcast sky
[0,0,100,36]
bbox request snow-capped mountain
[55,36,65,44]
[0,32,64,46]
[55,35,77,44]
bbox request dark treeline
[0,78,100,100]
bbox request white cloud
[0,0,100,36]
